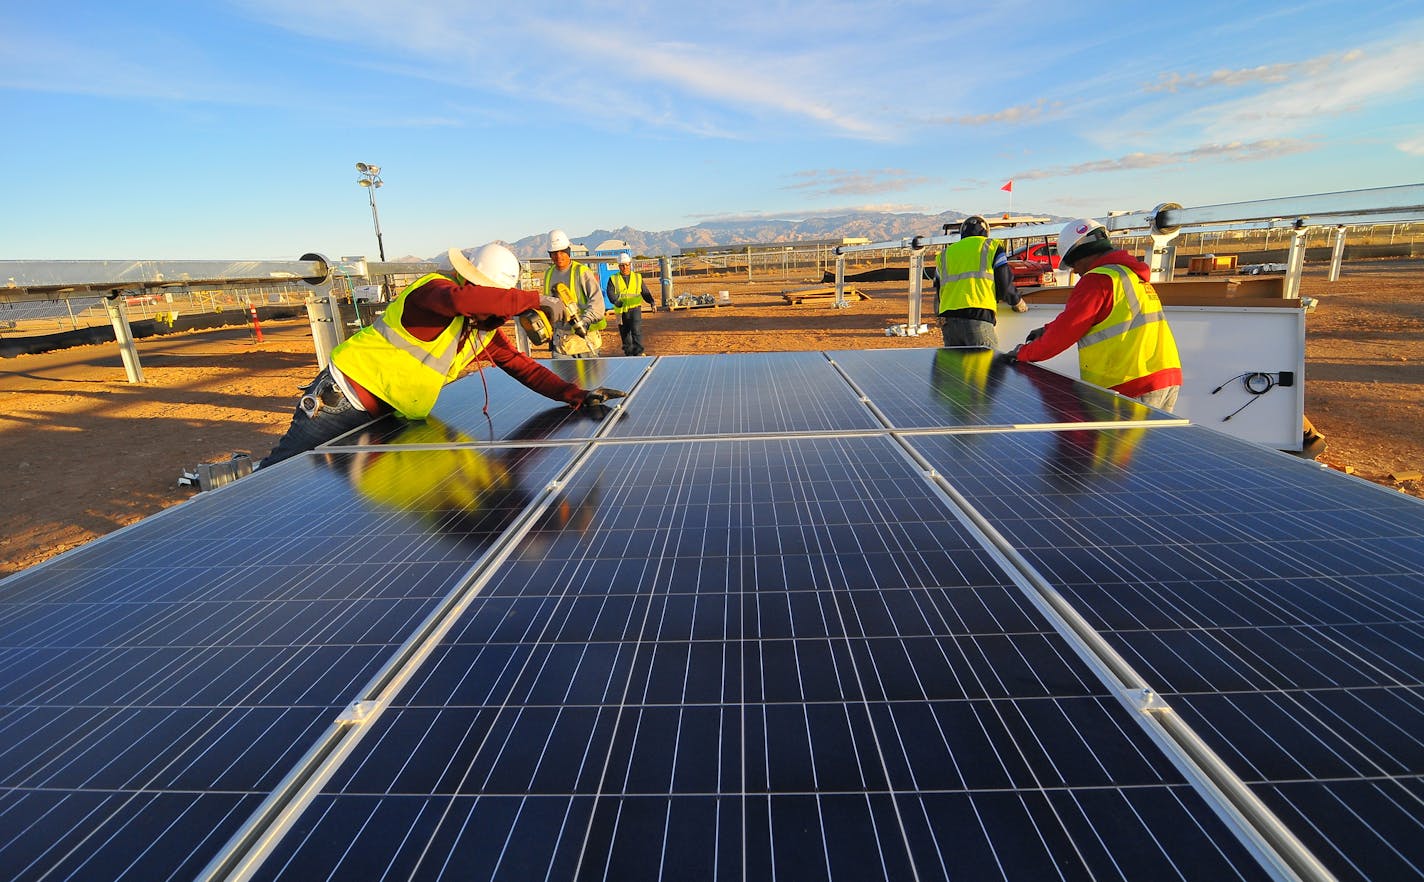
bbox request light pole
[355,162,386,261]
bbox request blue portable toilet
[589,240,634,310]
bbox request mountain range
[502,210,1066,260]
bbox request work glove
[582,387,628,407]
[997,345,1023,364]
[1013,300,1029,313]
[539,296,566,323]
[1025,326,1046,343]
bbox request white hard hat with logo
[447,243,521,288]
[1058,218,1109,265]
[618,252,632,265]
[547,229,572,252]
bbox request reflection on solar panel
[1,350,1420,881]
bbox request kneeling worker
[1008,218,1181,412]
[259,242,623,469]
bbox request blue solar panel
[906,424,1424,881]
[255,436,1271,881]
[327,356,650,446]
[0,444,574,880]
[828,347,1180,430]
[608,352,882,437]
[2,349,1418,880]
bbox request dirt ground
[2,260,1421,576]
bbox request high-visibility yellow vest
[543,261,607,330]
[1076,264,1181,390]
[936,236,999,314]
[330,273,495,419]
[351,422,514,518]
[611,272,645,313]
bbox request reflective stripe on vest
[936,237,998,314]
[611,272,644,313]
[1076,263,1181,390]
[330,273,495,419]
[544,261,607,330]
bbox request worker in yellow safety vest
[251,242,624,472]
[931,215,1028,349]
[606,252,654,356]
[1009,218,1182,412]
[543,228,606,358]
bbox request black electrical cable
[1211,371,1279,421]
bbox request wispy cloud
[1196,38,1424,140]
[1399,134,1424,156]
[1144,50,1364,93]
[781,169,935,197]
[935,99,1058,126]
[689,203,928,223]
[1014,139,1317,181]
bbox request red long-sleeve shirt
[1014,250,1182,398]
[344,276,583,413]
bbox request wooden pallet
[781,286,870,305]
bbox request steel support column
[1329,225,1347,282]
[1284,226,1309,299]
[101,292,144,383]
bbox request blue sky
[5,0,1423,260]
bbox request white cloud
[1144,50,1364,93]
[1399,135,1424,156]
[1014,139,1316,181]
[781,169,935,197]
[936,99,1058,127]
[1196,39,1424,141]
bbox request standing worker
[931,215,1027,349]
[607,252,654,356]
[543,228,606,358]
[1008,218,1182,411]
[256,242,623,469]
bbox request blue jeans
[259,369,376,468]
[938,316,997,349]
[618,308,645,356]
[1136,385,1180,413]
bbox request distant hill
[504,210,1067,260]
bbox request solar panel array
[1,347,1421,882]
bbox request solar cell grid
[0,445,576,880]
[257,435,1272,881]
[607,352,882,437]
[328,356,650,447]
[907,424,1424,881]
[828,347,1181,430]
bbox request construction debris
[782,286,870,305]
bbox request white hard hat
[1058,218,1108,265]
[447,242,521,288]
[618,252,632,264]
[547,229,571,252]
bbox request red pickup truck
[1009,241,1060,269]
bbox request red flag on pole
[1001,180,1014,192]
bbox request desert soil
[2,260,1421,577]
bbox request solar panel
[2,351,1421,881]
[0,445,574,880]
[608,352,882,438]
[253,436,1270,881]
[327,357,651,447]
[905,424,1424,881]
[828,347,1183,430]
